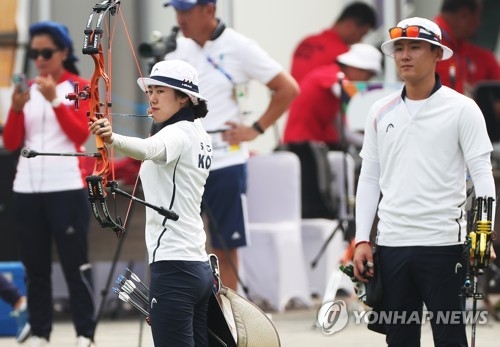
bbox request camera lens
[138,42,165,58]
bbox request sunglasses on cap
[389,25,440,43]
[27,48,61,60]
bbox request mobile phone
[12,73,28,93]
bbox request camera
[138,26,179,60]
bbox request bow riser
[82,0,124,236]
[88,52,111,182]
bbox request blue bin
[0,262,26,336]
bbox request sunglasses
[388,25,440,43]
[27,48,61,60]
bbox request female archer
[90,59,213,347]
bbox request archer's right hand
[353,242,374,282]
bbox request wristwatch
[51,97,63,108]
[252,121,265,134]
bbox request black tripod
[310,72,356,269]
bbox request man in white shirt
[353,17,496,346]
[163,0,299,290]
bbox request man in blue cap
[163,0,299,291]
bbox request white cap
[380,17,453,60]
[337,43,383,74]
[137,59,207,102]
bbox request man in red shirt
[435,0,500,95]
[291,2,376,84]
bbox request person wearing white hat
[284,43,382,150]
[282,43,382,219]
[90,59,214,347]
[353,17,496,346]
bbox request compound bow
[462,196,496,347]
[66,0,178,238]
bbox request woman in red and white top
[3,21,95,347]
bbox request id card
[210,132,240,154]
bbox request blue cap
[163,0,216,10]
[29,21,78,62]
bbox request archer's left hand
[89,119,113,144]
